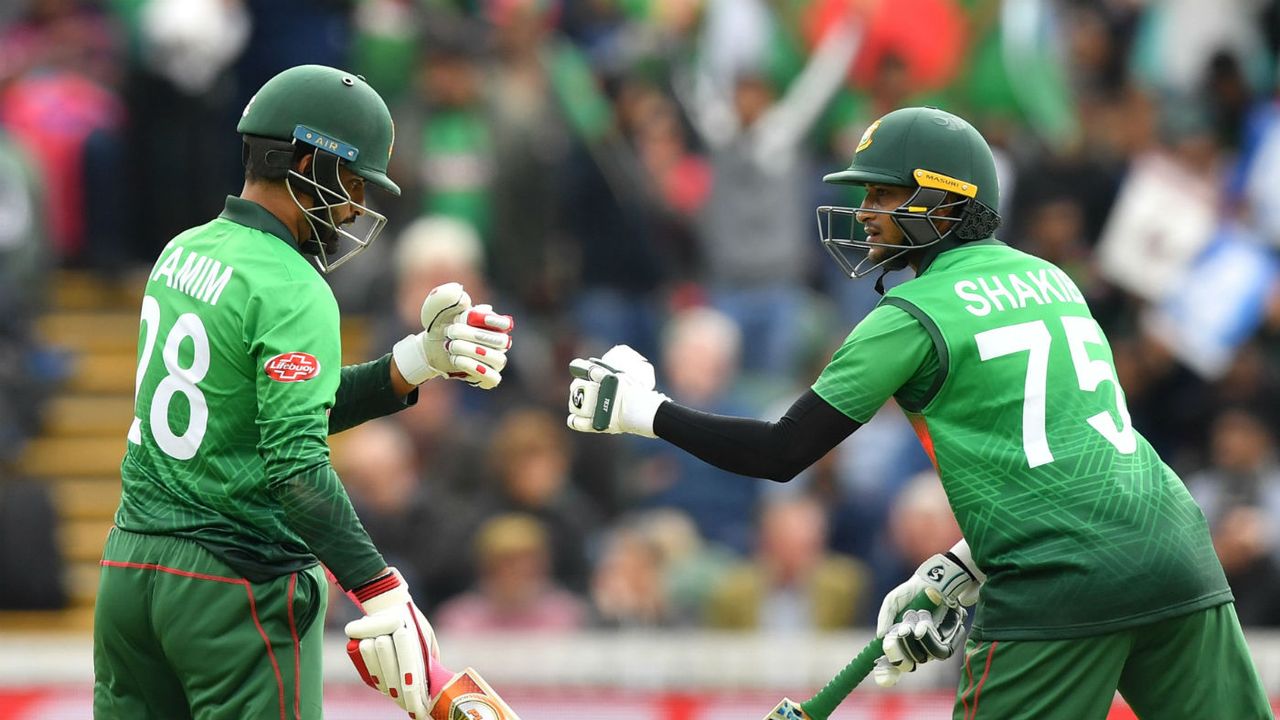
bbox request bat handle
[801,593,940,720]
[800,637,881,720]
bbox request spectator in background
[867,470,963,616]
[635,306,763,555]
[678,15,858,377]
[705,495,867,631]
[118,0,249,268]
[465,406,601,595]
[372,214,491,348]
[330,419,467,612]
[435,512,588,632]
[814,400,934,563]
[564,77,686,363]
[589,519,671,628]
[1209,504,1280,626]
[1185,406,1280,557]
[389,19,494,238]
[0,467,67,610]
[632,508,736,627]
[0,127,52,456]
[482,0,577,315]
[0,0,125,267]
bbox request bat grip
[800,637,881,720]
[801,593,940,720]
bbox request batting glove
[874,604,967,688]
[566,345,669,438]
[392,282,513,390]
[345,568,440,718]
[876,539,983,639]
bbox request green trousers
[953,603,1273,720]
[93,528,329,719]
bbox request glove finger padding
[446,323,512,351]
[914,609,964,661]
[374,635,405,706]
[449,355,502,390]
[466,304,514,333]
[883,605,967,672]
[446,339,508,372]
[567,377,601,432]
[392,625,429,715]
[566,372,622,433]
[346,637,383,691]
[569,358,613,383]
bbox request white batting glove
[566,345,668,438]
[876,539,983,639]
[345,568,440,718]
[875,604,967,688]
[392,282,513,390]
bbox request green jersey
[814,240,1231,640]
[116,197,392,588]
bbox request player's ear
[294,149,314,176]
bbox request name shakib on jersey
[953,268,1086,317]
[149,245,235,306]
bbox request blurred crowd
[3,0,1280,632]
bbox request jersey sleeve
[244,280,341,482]
[244,280,386,588]
[811,303,938,423]
[330,353,416,435]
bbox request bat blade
[428,666,521,720]
[763,698,811,720]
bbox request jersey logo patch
[264,352,321,382]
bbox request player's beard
[867,241,913,271]
[299,217,341,259]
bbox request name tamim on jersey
[150,245,236,306]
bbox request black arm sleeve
[652,389,861,482]
[329,353,417,435]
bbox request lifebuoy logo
[264,352,320,382]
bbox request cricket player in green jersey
[565,106,1273,718]
[93,65,515,720]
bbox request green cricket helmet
[818,106,1001,281]
[238,64,400,273]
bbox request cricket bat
[763,594,938,720]
[426,656,521,720]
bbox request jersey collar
[219,195,300,251]
[916,237,1006,275]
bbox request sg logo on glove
[572,386,586,410]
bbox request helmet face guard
[817,186,969,279]
[285,125,388,274]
